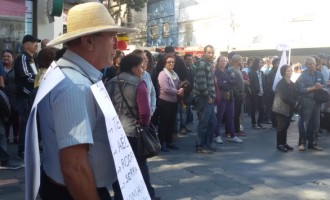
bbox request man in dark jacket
[249,57,266,129]
[14,34,40,159]
[264,57,280,128]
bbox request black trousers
[251,95,264,125]
[276,114,291,146]
[39,168,111,200]
[157,99,178,146]
[234,96,243,133]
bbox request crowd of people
[0,2,330,199]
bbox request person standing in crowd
[157,54,184,152]
[193,45,217,154]
[34,47,59,88]
[261,57,272,75]
[291,62,302,83]
[144,50,156,75]
[154,46,188,136]
[14,34,40,160]
[131,49,156,116]
[214,55,243,144]
[249,57,266,129]
[265,57,280,128]
[183,54,195,125]
[2,50,19,144]
[297,57,326,151]
[40,39,50,50]
[33,2,136,199]
[106,54,160,200]
[272,64,299,152]
[242,57,254,118]
[230,54,246,136]
[318,54,329,81]
[0,62,4,88]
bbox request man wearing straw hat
[28,2,136,200]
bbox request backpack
[0,87,11,122]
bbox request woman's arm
[136,81,151,126]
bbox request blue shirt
[297,69,325,98]
[38,50,117,187]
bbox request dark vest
[106,72,142,137]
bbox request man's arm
[15,54,34,83]
[60,144,100,200]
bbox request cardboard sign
[91,81,150,200]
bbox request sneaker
[308,145,323,151]
[277,145,288,152]
[257,124,266,129]
[215,136,223,144]
[228,136,243,143]
[240,124,244,131]
[0,160,24,170]
[284,144,294,151]
[299,144,305,151]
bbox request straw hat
[47,2,136,46]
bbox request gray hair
[304,57,316,66]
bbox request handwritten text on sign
[91,81,150,200]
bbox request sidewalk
[1,115,330,200]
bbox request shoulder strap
[117,77,138,121]
[58,66,95,84]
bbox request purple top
[158,70,179,103]
[136,81,150,126]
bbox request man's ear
[80,35,94,52]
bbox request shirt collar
[59,49,102,83]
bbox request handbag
[117,78,161,158]
[313,89,330,103]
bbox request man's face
[184,56,193,66]
[307,60,316,71]
[24,41,38,55]
[204,47,215,62]
[92,32,116,70]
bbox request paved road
[1,115,330,200]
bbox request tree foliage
[114,0,147,11]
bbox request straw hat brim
[47,25,137,46]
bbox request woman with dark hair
[106,54,160,200]
[272,64,299,152]
[158,54,184,152]
[144,50,155,74]
[35,47,58,87]
[249,57,266,129]
[2,50,19,144]
[131,49,156,116]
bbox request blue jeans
[298,97,320,147]
[178,103,187,130]
[195,97,216,148]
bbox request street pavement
[1,114,330,200]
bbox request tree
[108,0,147,27]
